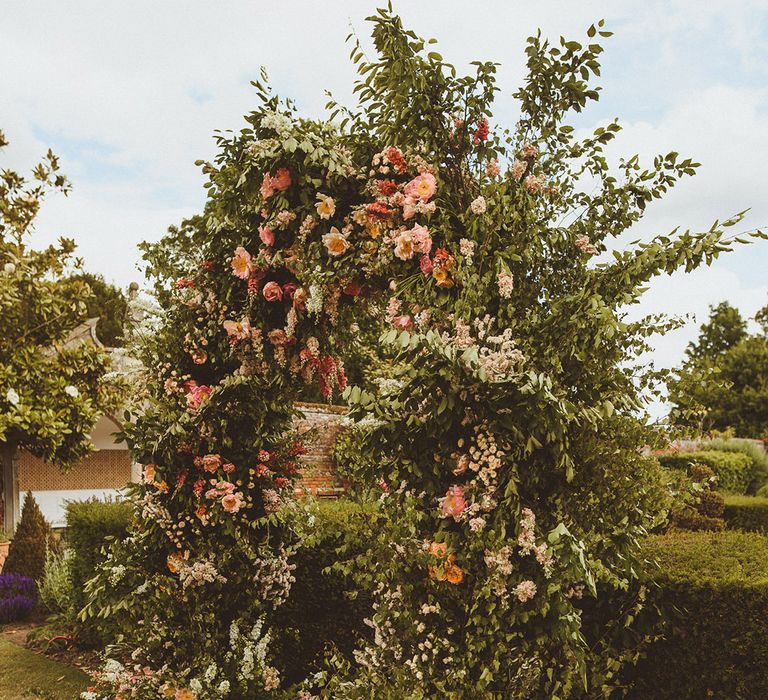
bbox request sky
[2,0,768,418]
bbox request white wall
[22,489,126,528]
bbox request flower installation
[82,8,762,700]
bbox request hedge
[271,499,375,684]
[702,439,768,494]
[723,495,768,533]
[65,498,133,614]
[626,531,768,699]
[657,450,753,494]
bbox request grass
[0,639,89,699]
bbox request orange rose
[445,563,464,584]
[432,267,454,288]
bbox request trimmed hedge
[626,531,768,699]
[723,495,768,533]
[657,450,753,494]
[703,439,768,494]
[65,498,133,614]
[271,499,374,685]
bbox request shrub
[657,450,753,494]
[271,499,375,684]
[723,495,768,533]
[38,549,75,615]
[0,573,37,623]
[701,438,768,493]
[65,498,133,614]
[3,493,59,580]
[626,531,768,699]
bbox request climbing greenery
[84,7,764,700]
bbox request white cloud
[2,0,767,421]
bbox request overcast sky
[2,1,767,417]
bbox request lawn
[0,640,89,699]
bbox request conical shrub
[3,492,58,580]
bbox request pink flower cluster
[184,382,212,410]
[260,167,292,200]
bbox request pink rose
[420,255,434,276]
[259,225,275,246]
[262,281,283,302]
[440,485,467,520]
[404,173,437,202]
[392,315,413,330]
[271,168,292,191]
[411,224,432,255]
[260,172,275,200]
[282,282,298,299]
[185,383,212,410]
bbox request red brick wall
[293,402,349,498]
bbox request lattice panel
[19,449,132,491]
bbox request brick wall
[293,402,349,498]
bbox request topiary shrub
[658,450,753,494]
[271,499,375,684]
[626,531,768,699]
[667,462,725,531]
[723,494,768,533]
[2,493,59,580]
[65,498,133,613]
[701,438,768,494]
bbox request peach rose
[432,266,454,288]
[201,454,221,473]
[315,193,336,220]
[231,246,253,280]
[143,464,156,484]
[411,224,432,255]
[223,317,252,342]
[271,167,291,191]
[262,281,284,302]
[393,230,415,260]
[323,227,351,256]
[222,492,244,513]
[440,484,467,520]
[260,172,274,200]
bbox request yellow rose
[432,267,454,288]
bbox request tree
[2,492,58,580]
[84,10,765,699]
[71,271,128,347]
[0,131,118,532]
[685,301,747,360]
[669,303,768,437]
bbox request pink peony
[404,173,437,203]
[440,485,467,520]
[262,281,283,302]
[258,225,275,246]
[231,246,253,280]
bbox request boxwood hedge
[723,495,768,533]
[626,531,768,699]
[657,450,753,494]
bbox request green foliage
[669,304,768,438]
[86,7,767,698]
[0,131,118,469]
[65,498,132,616]
[38,548,74,615]
[701,438,768,493]
[272,500,374,685]
[71,272,128,347]
[723,494,768,533]
[657,450,753,494]
[627,531,768,699]
[686,301,747,360]
[3,493,58,580]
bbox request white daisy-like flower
[64,385,80,398]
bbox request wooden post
[1,442,19,534]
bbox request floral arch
[85,9,760,700]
